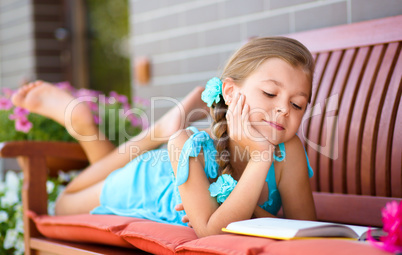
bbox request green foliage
[86,0,131,97]
[0,110,75,143]
[98,102,144,146]
[0,87,147,147]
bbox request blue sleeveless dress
[91,126,314,226]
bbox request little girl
[12,36,316,238]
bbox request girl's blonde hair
[210,36,315,175]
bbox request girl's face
[237,58,311,145]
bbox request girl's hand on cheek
[227,92,274,160]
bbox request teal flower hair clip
[201,77,222,107]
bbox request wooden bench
[1,15,401,255]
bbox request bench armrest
[0,141,89,241]
[0,141,88,160]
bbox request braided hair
[209,36,315,176]
[210,95,231,175]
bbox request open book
[222,218,383,241]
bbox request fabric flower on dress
[201,77,222,107]
[368,200,402,253]
[209,174,237,204]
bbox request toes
[11,80,45,107]
[22,85,31,92]
[11,90,25,106]
[19,86,31,96]
[33,80,44,86]
[22,81,44,93]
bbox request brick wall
[0,0,71,91]
[129,0,402,122]
[0,0,35,90]
[0,0,68,175]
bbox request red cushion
[28,211,138,248]
[267,239,391,255]
[176,234,277,255]
[120,221,198,255]
[29,212,392,255]
[176,234,392,255]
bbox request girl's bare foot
[154,86,209,140]
[11,81,97,140]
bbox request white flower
[58,171,71,182]
[15,218,24,233]
[48,201,56,216]
[4,229,18,249]
[1,189,19,206]
[13,203,23,221]
[0,181,6,193]
[0,211,8,223]
[5,171,20,192]
[14,203,23,213]
[15,236,24,255]
[69,170,80,180]
[46,180,55,194]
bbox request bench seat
[1,14,401,255]
[28,212,391,255]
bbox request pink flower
[10,107,29,120]
[110,91,128,104]
[118,95,128,104]
[15,116,33,133]
[9,107,30,132]
[87,101,99,112]
[93,115,101,125]
[133,96,150,106]
[0,97,13,110]
[369,201,402,253]
[123,103,131,113]
[129,115,141,127]
[98,95,107,104]
[14,107,29,116]
[74,88,101,98]
[129,113,148,129]
[1,88,15,98]
[54,81,74,93]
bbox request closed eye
[292,102,302,110]
[263,91,276,98]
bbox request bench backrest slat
[290,16,402,226]
[377,43,401,198]
[391,94,402,198]
[318,50,344,193]
[362,42,400,196]
[329,48,354,194]
[298,36,401,197]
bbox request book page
[225,219,299,239]
[332,223,370,237]
[297,225,359,239]
[224,218,371,240]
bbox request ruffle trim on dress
[176,129,219,186]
